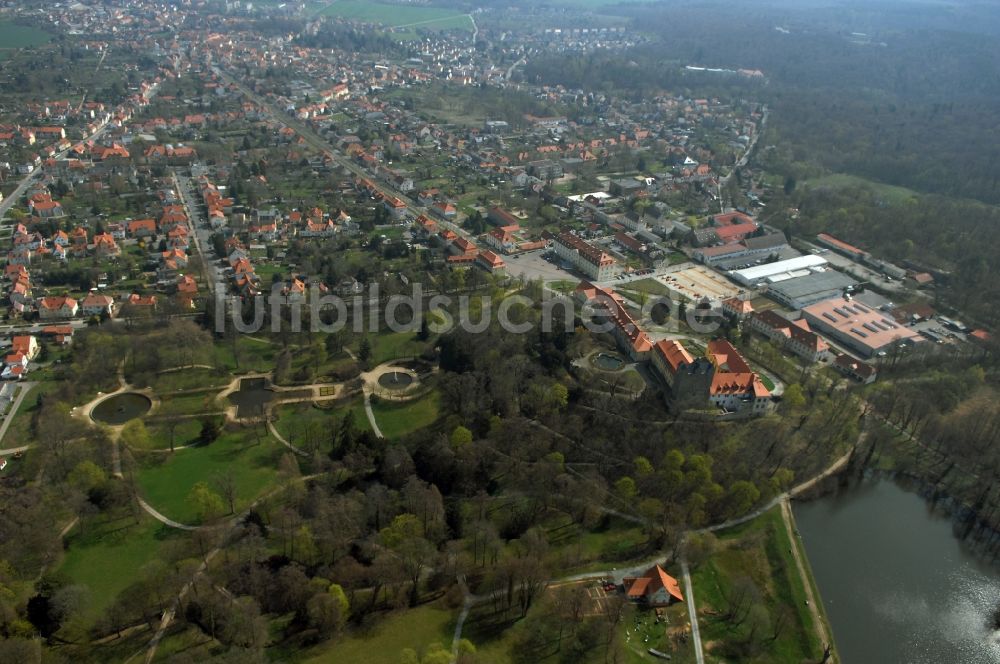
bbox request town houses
[554,232,619,281]
[749,310,831,363]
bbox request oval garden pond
[91,393,152,425]
[591,352,626,371]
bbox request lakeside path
[781,496,837,663]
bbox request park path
[267,420,309,458]
[450,575,474,663]
[363,393,384,439]
[137,498,198,531]
[357,362,423,439]
[140,472,323,663]
[157,364,215,374]
[680,561,705,664]
[701,446,855,535]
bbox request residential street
[0,381,37,452]
[173,172,223,297]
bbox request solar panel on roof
[863,322,879,333]
[851,328,868,338]
[823,312,838,322]
[834,307,849,317]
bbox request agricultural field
[0,21,52,56]
[312,1,472,32]
[801,173,918,206]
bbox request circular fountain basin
[378,371,415,390]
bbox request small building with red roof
[623,565,684,606]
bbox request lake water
[794,480,1000,664]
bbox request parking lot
[504,250,582,283]
[657,265,743,301]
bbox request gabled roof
[722,297,754,315]
[706,338,753,373]
[753,310,828,352]
[82,293,114,307]
[39,295,77,310]
[710,372,770,398]
[624,565,684,603]
[653,339,695,374]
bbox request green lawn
[293,603,456,664]
[1,381,59,447]
[152,367,232,392]
[549,279,578,294]
[154,392,221,417]
[272,397,371,451]
[211,336,279,373]
[542,512,650,570]
[145,418,204,450]
[370,391,440,440]
[690,507,822,663]
[135,430,282,524]
[620,277,673,297]
[358,330,431,365]
[313,0,472,32]
[57,515,185,629]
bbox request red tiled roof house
[623,565,685,606]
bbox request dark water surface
[794,480,1000,664]
[91,392,152,424]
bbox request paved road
[505,57,525,80]
[0,381,37,452]
[720,108,768,189]
[0,320,89,335]
[173,172,221,297]
[0,170,41,219]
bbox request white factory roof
[729,255,828,284]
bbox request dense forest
[526,2,1000,201]
[521,1,1000,325]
